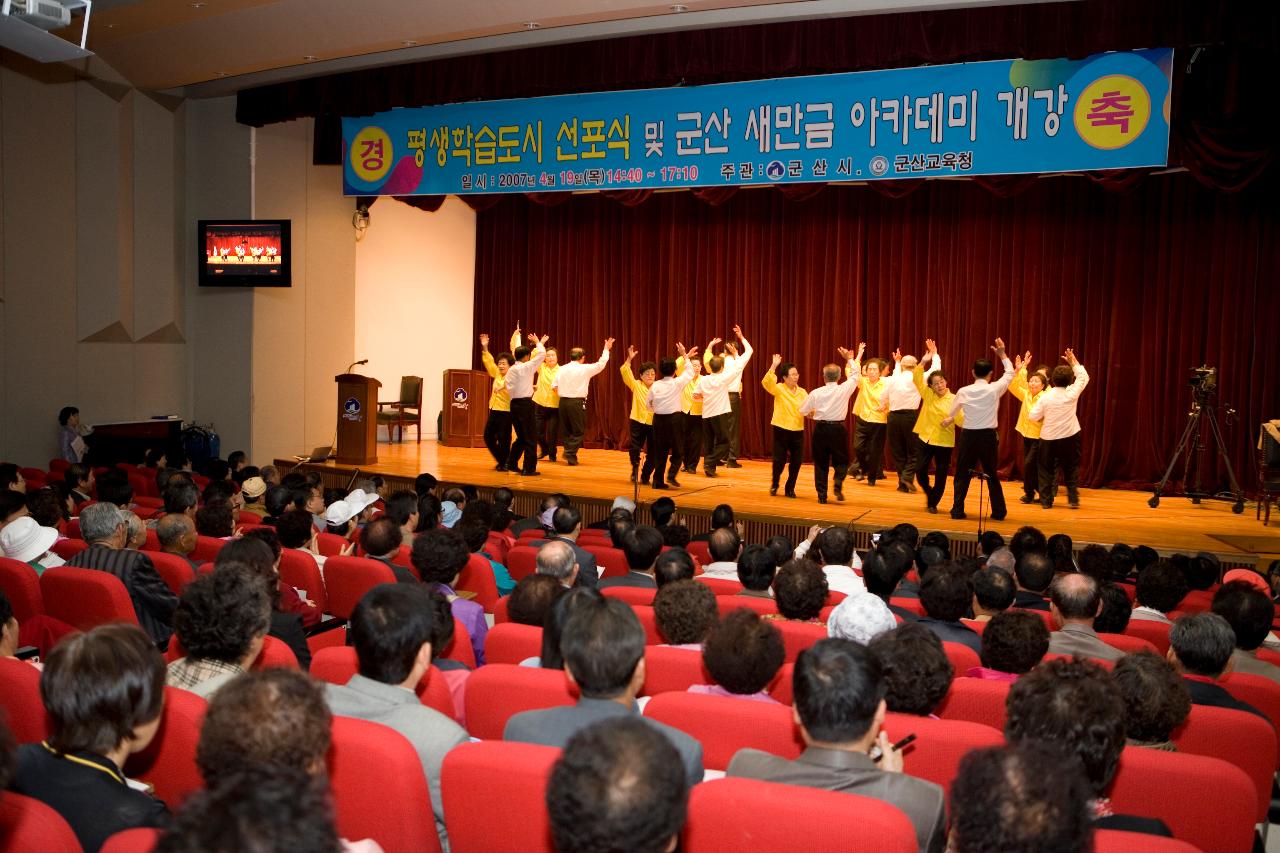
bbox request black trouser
[558,398,587,461]
[507,398,538,473]
[887,410,921,483]
[703,413,731,473]
[1021,436,1041,500]
[629,420,655,481]
[535,403,559,461]
[1039,432,1082,507]
[951,427,1006,518]
[916,440,953,508]
[727,392,742,462]
[484,410,512,467]
[651,413,683,484]
[681,412,703,472]
[854,420,887,481]
[811,421,850,499]
[771,426,804,492]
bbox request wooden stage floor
[283,441,1280,568]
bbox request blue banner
[343,48,1172,196]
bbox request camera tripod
[1149,393,1245,513]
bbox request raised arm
[1010,351,1031,402]
[762,354,782,396]
[1061,349,1089,400]
[509,326,522,353]
[724,327,753,379]
[479,334,500,379]
[620,346,638,390]
[703,337,721,368]
[990,338,1015,394]
[584,338,614,378]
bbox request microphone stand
[971,469,987,535]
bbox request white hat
[344,488,380,514]
[610,496,637,513]
[0,516,59,564]
[324,500,359,526]
[827,592,897,645]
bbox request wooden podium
[441,369,492,448]
[335,374,381,465]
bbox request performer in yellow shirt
[677,349,706,475]
[850,354,889,485]
[533,345,561,462]
[620,346,657,485]
[912,339,963,513]
[1009,352,1049,505]
[762,354,808,498]
[479,330,517,470]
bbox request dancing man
[882,347,941,493]
[699,326,753,477]
[799,343,861,504]
[505,333,549,476]
[913,339,961,513]
[553,338,614,466]
[762,354,808,498]
[620,346,657,485]
[647,344,700,490]
[705,339,746,468]
[1009,353,1049,505]
[943,337,1013,521]
[1029,348,1089,510]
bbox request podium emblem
[343,397,363,422]
[451,387,469,410]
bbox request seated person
[798,526,865,596]
[916,563,982,655]
[0,490,28,531]
[547,717,691,853]
[869,623,953,717]
[65,503,178,648]
[950,743,1093,853]
[1005,658,1171,836]
[215,542,311,670]
[691,609,784,703]
[734,544,778,599]
[698,527,743,581]
[195,503,235,539]
[1048,573,1123,661]
[1212,580,1280,684]
[508,574,567,627]
[1167,612,1266,721]
[412,528,487,665]
[156,513,200,572]
[528,587,604,669]
[727,638,946,853]
[323,583,469,850]
[653,579,718,649]
[427,590,470,724]
[0,515,63,573]
[966,610,1047,682]
[598,525,664,590]
[361,517,415,583]
[457,517,516,596]
[1094,582,1134,634]
[971,566,1015,621]
[536,539,583,589]
[765,534,794,568]
[654,548,696,588]
[238,476,269,518]
[770,559,829,623]
[167,565,271,698]
[532,506,599,585]
[1112,651,1191,750]
[11,625,170,850]
[1131,560,1190,624]
[662,523,692,549]
[274,509,327,570]
[826,592,896,646]
[122,511,148,551]
[240,527,320,628]
[504,595,704,783]
[384,490,420,542]
[1012,551,1054,611]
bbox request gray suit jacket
[598,571,657,589]
[1047,623,1123,661]
[324,675,468,851]
[504,698,703,785]
[1232,648,1280,684]
[727,746,946,853]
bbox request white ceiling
[43,0,1064,96]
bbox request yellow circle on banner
[350,127,393,183]
[1073,75,1150,150]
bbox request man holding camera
[1028,348,1089,510]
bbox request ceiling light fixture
[523,21,540,30]
[670,3,688,11]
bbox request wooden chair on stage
[1258,423,1280,525]
[377,375,423,443]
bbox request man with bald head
[536,539,581,589]
[882,347,942,493]
[798,345,861,504]
[156,513,200,571]
[1046,573,1122,661]
[698,527,744,581]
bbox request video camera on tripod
[1150,364,1244,513]
[1188,365,1218,400]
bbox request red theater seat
[441,741,558,853]
[941,641,980,674]
[484,622,542,665]
[50,538,88,561]
[147,551,200,596]
[600,585,655,607]
[278,549,327,614]
[123,687,207,809]
[323,555,396,619]
[643,691,801,770]
[312,647,456,722]
[0,657,51,743]
[696,577,744,596]
[687,540,712,566]
[39,566,139,631]
[632,604,664,645]
[464,664,577,740]
[1218,671,1280,767]
[1171,703,1275,822]
[315,532,350,557]
[935,676,1012,731]
[457,553,500,612]
[640,646,710,696]
[1124,619,1172,653]
[0,557,44,621]
[581,544,628,579]
[505,546,539,581]
[101,827,162,852]
[1094,830,1201,852]
[880,712,1003,797]
[493,595,510,623]
[1099,632,1159,655]
[190,535,226,564]
[714,595,776,617]
[0,792,81,853]
[773,619,828,663]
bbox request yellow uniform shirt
[481,351,511,412]
[677,357,703,416]
[533,364,560,409]
[761,371,808,431]
[620,363,654,425]
[1010,368,1044,439]
[847,362,888,424]
[912,366,962,447]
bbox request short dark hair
[415,494,443,532]
[1049,573,1101,621]
[971,358,993,378]
[196,503,235,538]
[174,565,271,663]
[1182,554,1219,591]
[1050,364,1074,388]
[552,505,582,536]
[1108,543,1136,580]
[1113,651,1191,744]
[1094,583,1133,634]
[513,345,531,361]
[41,624,165,755]
[95,470,133,507]
[1169,612,1235,677]
[708,527,741,562]
[63,463,88,491]
[1136,559,1190,613]
[349,583,435,684]
[361,517,403,558]
[607,512,635,548]
[384,491,419,526]
[653,580,717,645]
[240,527,282,564]
[508,574,567,627]
[710,504,734,530]
[197,669,331,784]
[1133,545,1160,572]
[163,480,201,515]
[263,485,291,520]
[974,567,1015,612]
[773,559,828,621]
[25,488,67,528]
[1077,544,1111,581]
[866,543,913,600]
[410,528,471,585]
[653,549,696,588]
[920,563,974,622]
[275,510,315,549]
[1005,658,1125,794]
[764,535,794,567]
[736,543,776,591]
[814,527,854,566]
[0,491,25,524]
[620,525,664,571]
[1212,580,1274,650]
[650,497,676,528]
[980,611,1049,674]
[547,717,689,853]
[541,587,603,670]
[216,540,280,610]
[1047,533,1076,574]
[869,622,953,716]
[413,473,438,496]
[658,358,678,378]
[793,638,884,743]
[1009,526,1047,561]
[561,597,645,698]
[951,743,1094,853]
[58,405,79,426]
[1014,551,1055,593]
[978,530,1005,557]
[662,524,691,548]
[701,609,784,695]
[455,517,491,553]
[427,591,457,663]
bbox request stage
[281,440,1280,569]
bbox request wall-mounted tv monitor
[198,220,291,287]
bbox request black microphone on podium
[346,359,369,373]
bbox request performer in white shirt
[882,347,941,493]
[646,344,700,490]
[699,325,753,477]
[505,334,549,476]
[1028,348,1089,510]
[798,344,862,504]
[942,337,1014,521]
[552,338,614,466]
[705,340,746,468]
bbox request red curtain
[472,172,1280,492]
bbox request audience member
[735,543,778,597]
[1113,651,1191,750]
[978,529,1005,558]
[599,525,664,589]
[457,517,515,596]
[827,592,896,646]
[1167,612,1266,721]
[971,566,1014,620]
[536,538,581,588]
[238,476,269,519]
[65,463,94,504]
[0,514,63,572]
[771,559,828,621]
[508,574,567,626]
[1047,532,1077,575]
[691,609,784,703]
[1094,582,1134,634]
[411,528,487,665]
[532,506,599,586]
[384,490,420,542]
[1047,573,1122,661]
[534,587,603,669]
[653,579,717,648]
[215,542,311,670]
[162,479,200,518]
[699,527,743,580]
[984,546,1015,574]
[1211,580,1280,684]
[168,565,271,697]
[276,509,326,570]
[916,563,981,654]
[1132,560,1190,624]
[414,494,443,533]
[1077,543,1111,582]
[122,510,148,551]
[1009,525,1047,561]
[968,610,1048,681]
[690,503,738,542]
[662,522,692,548]
[241,526,321,629]
[869,623,953,716]
[156,513,200,571]
[95,470,133,509]
[799,526,865,595]
[1012,550,1054,611]
[653,548,696,588]
[362,517,416,584]
[25,486,68,530]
